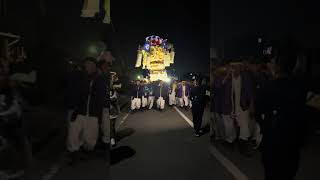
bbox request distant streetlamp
[88,45,98,56]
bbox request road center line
[173,106,250,180]
[116,112,129,130]
[173,107,193,127]
[209,146,250,180]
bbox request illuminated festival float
[135,35,175,82]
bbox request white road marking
[122,113,129,121]
[174,106,250,180]
[173,106,193,127]
[210,146,250,180]
[116,113,130,130]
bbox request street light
[88,45,98,56]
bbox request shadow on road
[116,128,136,142]
[201,125,211,136]
[110,146,136,165]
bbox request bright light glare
[137,75,141,79]
[164,77,171,83]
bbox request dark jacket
[176,84,191,98]
[147,83,155,96]
[0,87,23,140]
[212,75,224,113]
[142,84,150,97]
[154,83,168,99]
[130,84,144,98]
[190,84,206,112]
[94,72,110,120]
[219,72,253,114]
[65,70,82,110]
[72,71,110,120]
[256,77,307,148]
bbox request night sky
[2,0,210,77]
[3,0,319,75]
[110,0,210,76]
[211,0,320,59]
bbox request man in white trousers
[148,82,155,109]
[169,80,177,106]
[221,64,254,156]
[176,81,190,110]
[155,80,167,110]
[141,81,149,109]
[131,80,143,111]
[66,58,100,162]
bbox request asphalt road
[20,120,110,180]
[110,107,235,180]
[4,100,317,180]
[110,105,320,180]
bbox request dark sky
[110,0,210,75]
[211,0,320,58]
[5,0,319,75]
[2,0,210,75]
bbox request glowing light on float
[135,35,175,82]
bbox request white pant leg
[179,98,184,107]
[235,110,251,140]
[136,98,141,109]
[250,115,262,145]
[82,116,99,151]
[189,98,192,108]
[145,97,148,107]
[252,122,261,140]
[156,98,160,108]
[183,96,189,106]
[254,123,262,147]
[141,96,147,108]
[159,97,165,109]
[131,98,136,110]
[169,92,176,105]
[141,97,145,108]
[144,97,148,107]
[222,114,237,143]
[169,94,173,105]
[148,96,154,109]
[67,115,84,152]
[101,108,110,144]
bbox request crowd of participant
[210,54,313,179]
[210,61,264,155]
[129,77,210,137]
[129,79,197,111]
